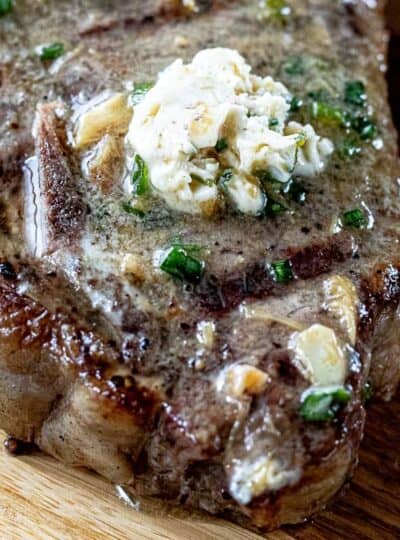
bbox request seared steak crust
[0,0,399,531]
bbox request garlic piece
[323,275,358,345]
[230,455,301,504]
[290,324,347,386]
[196,320,216,349]
[74,93,132,149]
[217,364,270,398]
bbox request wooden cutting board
[0,393,399,540]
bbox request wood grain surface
[0,393,398,540]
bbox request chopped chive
[310,100,347,127]
[170,237,202,254]
[263,0,291,23]
[39,42,65,61]
[254,169,277,184]
[362,380,373,403]
[289,96,303,112]
[132,154,150,196]
[131,82,153,106]
[339,137,362,158]
[296,131,307,147]
[299,387,352,422]
[215,138,228,153]
[351,116,377,140]
[268,118,280,129]
[282,55,305,76]
[342,208,366,228]
[266,199,287,215]
[284,179,307,204]
[160,245,204,284]
[269,259,294,283]
[344,80,367,107]
[121,201,145,217]
[0,0,13,16]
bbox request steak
[0,0,399,532]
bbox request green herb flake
[39,42,65,61]
[215,138,229,153]
[362,380,374,403]
[268,118,280,129]
[284,179,307,204]
[289,96,303,113]
[344,80,367,107]
[310,100,347,127]
[300,387,352,422]
[160,244,204,284]
[282,55,304,76]
[342,208,366,228]
[132,154,150,196]
[131,82,153,106]
[269,259,294,283]
[121,201,145,218]
[340,137,362,158]
[254,169,277,184]
[296,131,307,147]
[263,0,291,22]
[351,116,377,141]
[266,199,287,215]
[0,0,13,16]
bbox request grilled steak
[0,0,399,531]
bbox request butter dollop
[127,48,333,215]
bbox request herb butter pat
[127,48,333,216]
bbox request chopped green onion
[254,169,277,184]
[263,0,291,22]
[282,55,304,76]
[132,154,150,196]
[344,80,367,107]
[269,259,294,283]
[215,138,228,153]
[121,201,145,217]
[342,208,366,228]
[170,237,202,255]
[266,199,287,215]
[296,131,307,147]
[0,0,13,16]
[351,116,377,140]
[289,96,303,113]
[310,100,347,127]
[39,42,65,61]
[362,380,373,403]
[160,245,204,284]
[131,82,153,106]
[268,118,280,129]
[284,179,307,204]
[339,137,362,158]
[300,387,352,422]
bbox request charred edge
[35,103,85,253]
[196,236,353,313]
[0,278,160,423]
[87,374,160,427]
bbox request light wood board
[0,394,399,540]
